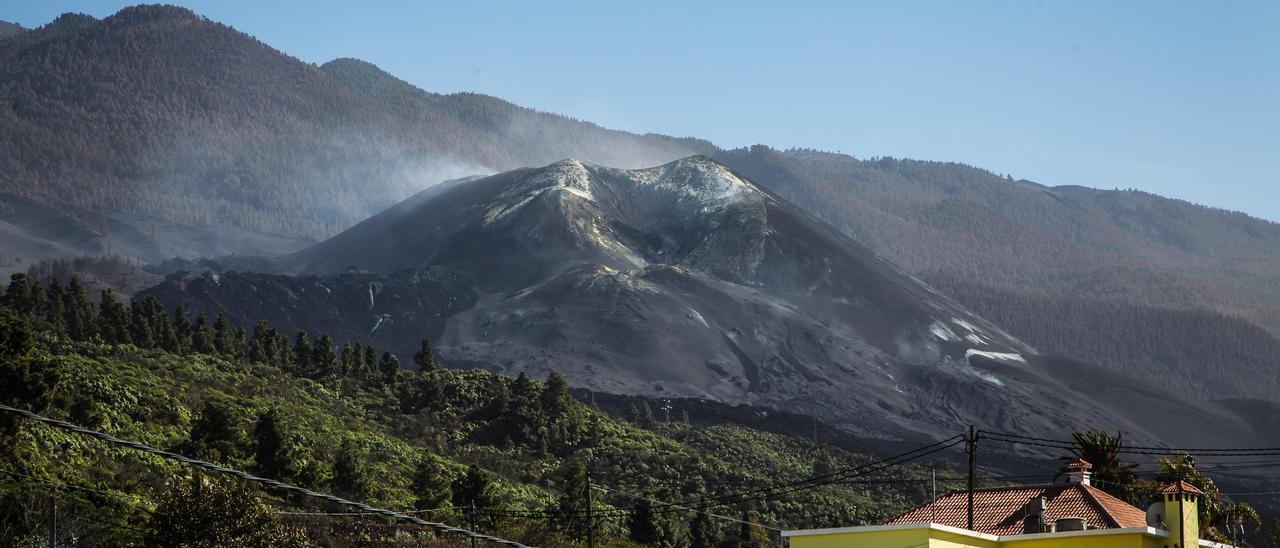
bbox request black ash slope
[145,157,1273,447]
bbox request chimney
[1064,459,1092,486]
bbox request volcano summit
[147,157,1277,444]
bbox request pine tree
[451,464,498,528]
[273,332,292,370]
[411,457,453,511]
[540,371,571,422]
[331,440,371,501]
[191,313,215,354]
[3,273,38,317]
[292,331,312,372]
[378,351,400,380]
[409,368,445,414]
[231,326,248,359]
[628,400,655,427]
[172,304,192,353]
[252,408,301,482]
[213,313,235,356]
[413,337,438,372]
[189,399,249,463]
[508,372,541,443]
[0,309,57,436]
[689,499,718,548]
[628,498,661,545]
[340,343,357,377]
[363,345,377,377]
[351,343,367,377]
[63,277,96,340]
[249,321,274,363]
[43,278,65,334]
[555,458,590,539]
[144,296,177,352]
[97,289,131,344]
[128,300,155,348]
[313,335,337,376]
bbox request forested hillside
[0,5,710,258]
[0,273,960,546]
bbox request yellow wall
[787,528,997,548]
[1003,534,1159,548]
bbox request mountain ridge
[0,4,712,266]
[10,2,1280,446]
[711,145,1280,334]
[144,156,1280,452]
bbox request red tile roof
[887,483,1149,536]
[1160,481,1204,495]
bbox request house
[783,460,1230,547]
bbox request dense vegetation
[0,273,960,546]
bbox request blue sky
[8,1,1280,221]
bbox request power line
[691,436,965,507]
[590,437,967,518]
[519,438,967,522]
[279,506,451,517]
[59,507,148,534]
[0,403,532,548]
[592,484,783,532]
[0,467,155,505]
[983,434,1280,458]
[980,431,1280,456]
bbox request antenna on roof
[967,425,977,531]
[931,468,937,524]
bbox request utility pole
[48,498,57,548]
[931,467,937,524]
[585,469,595,548]
[967,425,977,532]
[469,501,477,548]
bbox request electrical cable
[0,467,155,505]
[980,431,1280,455]
[591,484,783,532]
[0,403,532,548]
[592,437,967,518]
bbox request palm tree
[1058,431,1138,497]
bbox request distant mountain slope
[319,58,711,171]
[144,156,1280,450]
[10,4,1280,429]
[0,21,23,39]
[0,5,710,263]
[151,156,1036,438]
[928,272,1280,399]
[713,146,1280,333]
